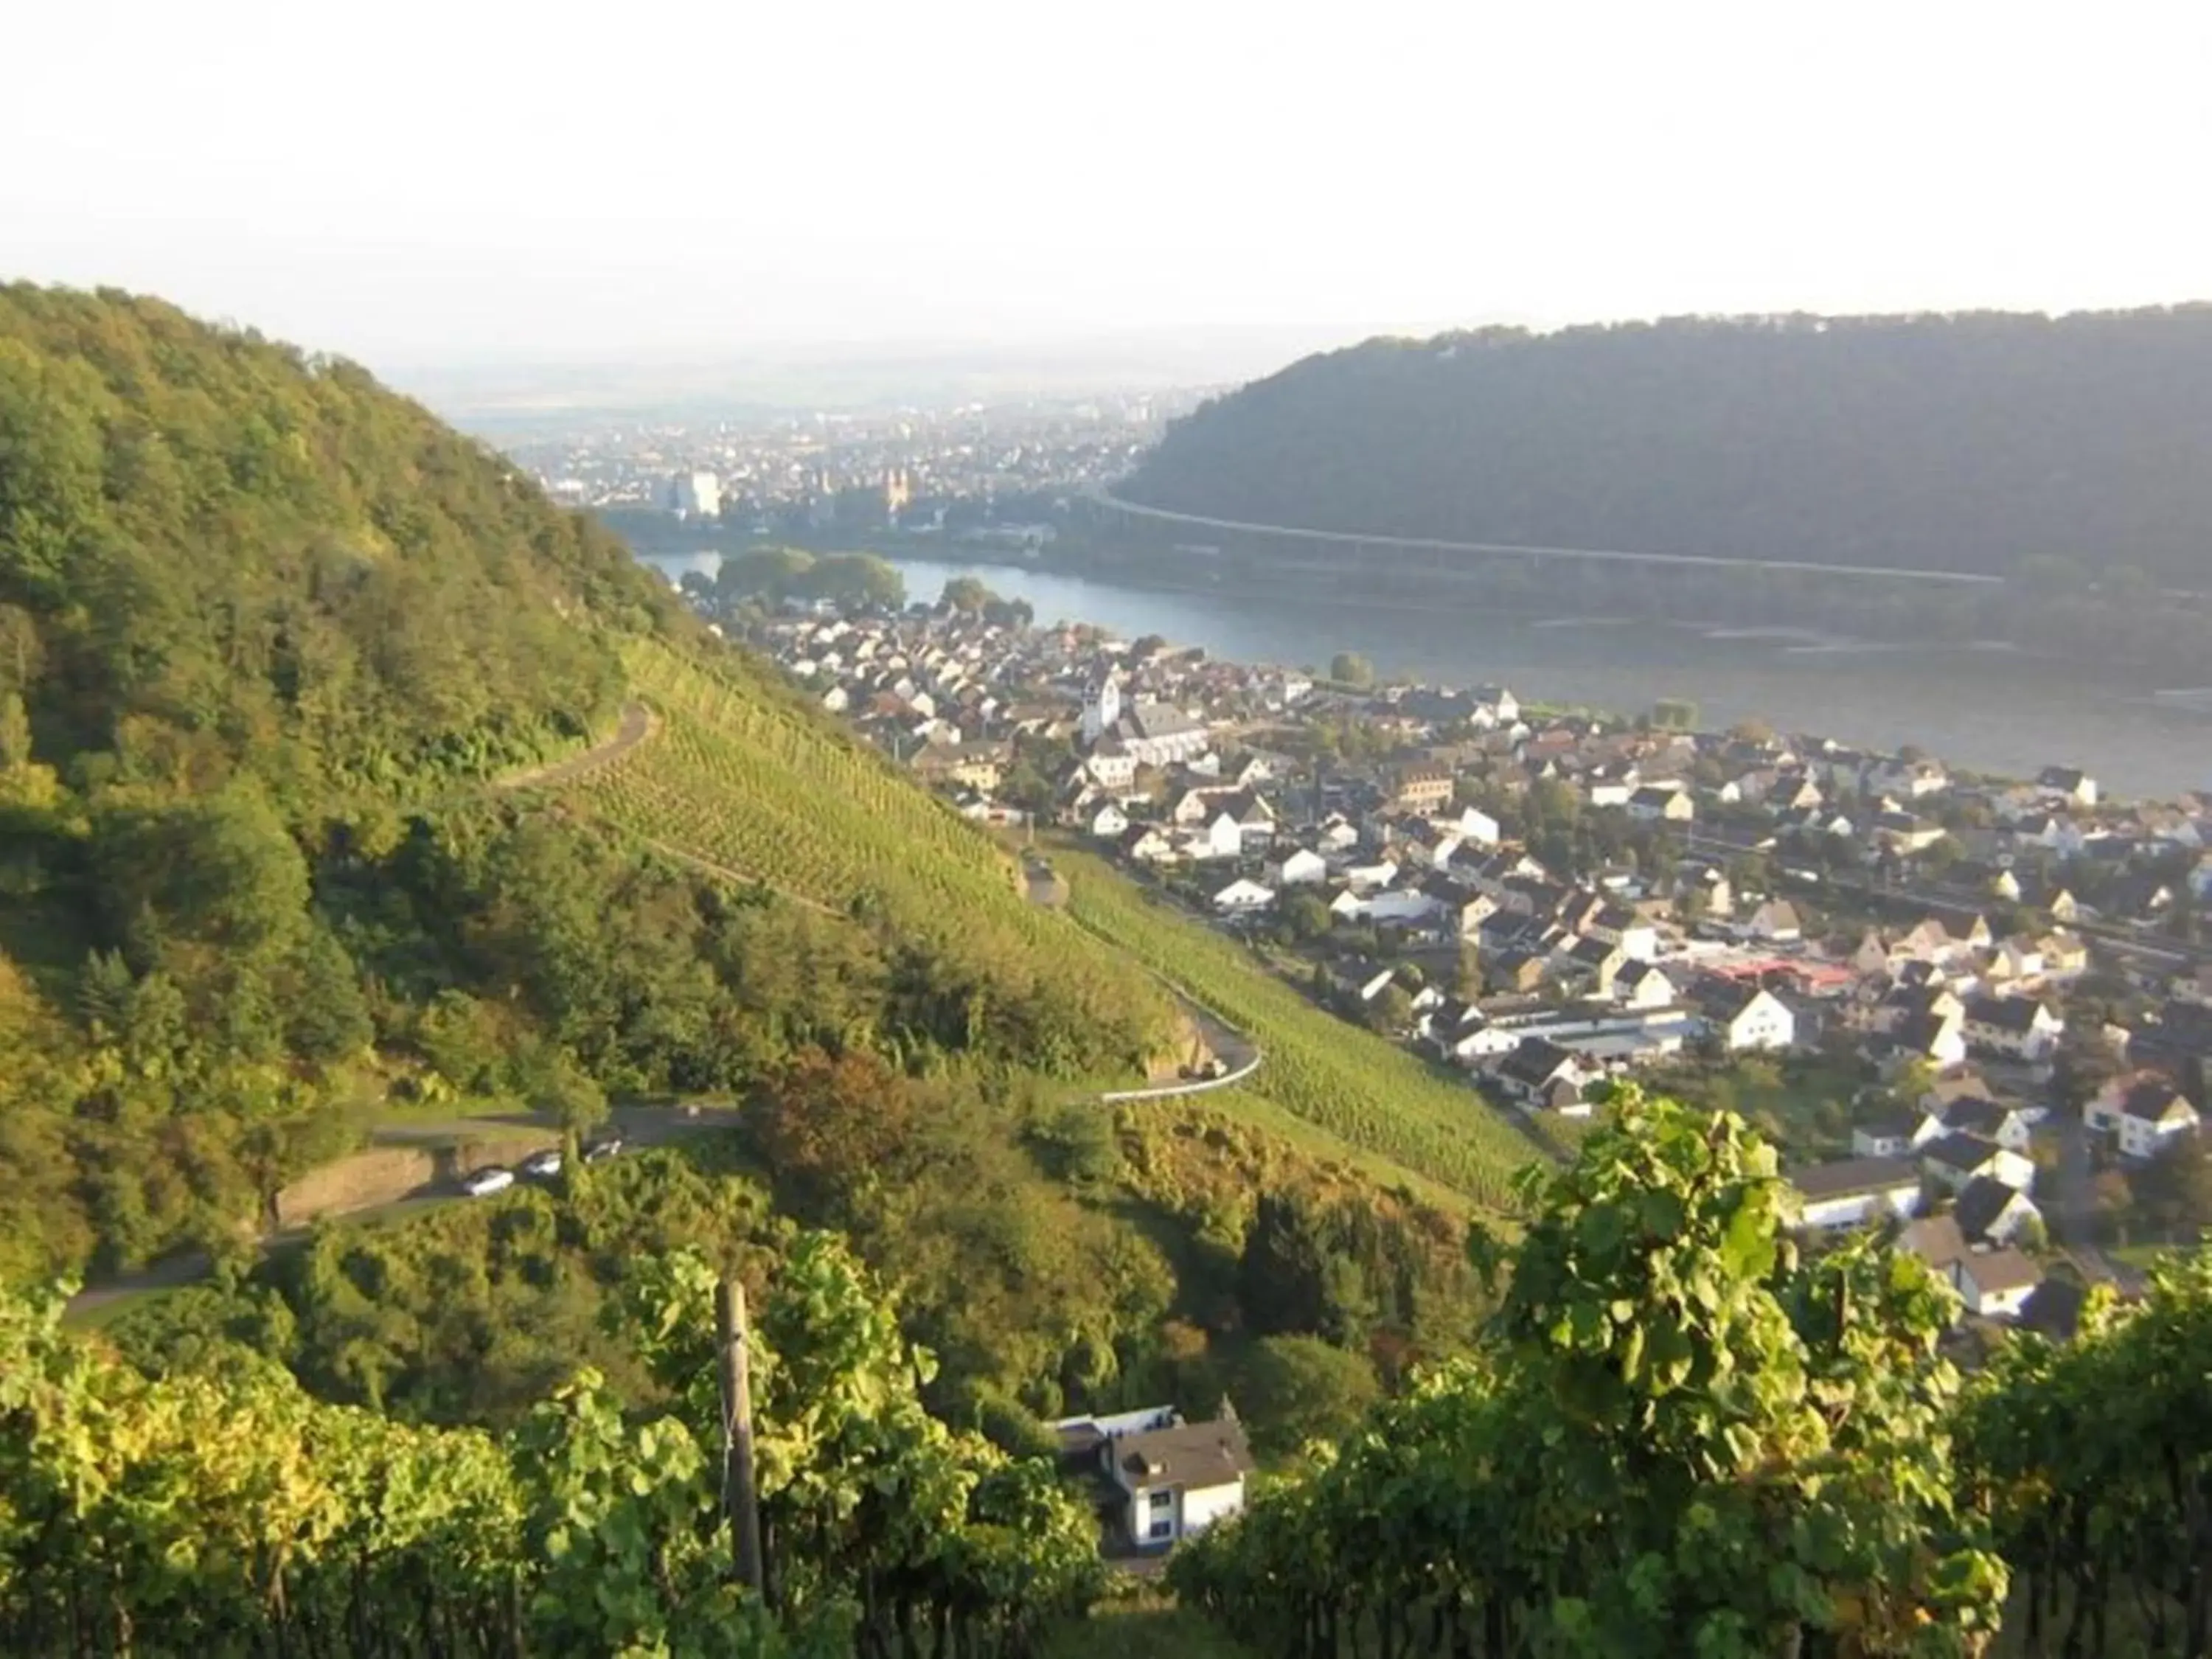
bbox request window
[1148,1519,1173,1541]
[1148,1490,1173,1512]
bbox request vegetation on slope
[1124,307,2212,584]
[18,1093,2212,1657]
[0,287,1173,1285]
[1051,846,1540,1215]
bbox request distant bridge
[1085,488,2006,588]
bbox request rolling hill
[1120,306,2212,585]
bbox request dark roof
[1941,1098,2021,1138]
[1855,1108,1917,1141]
[1792,1156,1920,1201]
[1966,996,2054,1034]
[1921,1130,2003,1175]
[1692,975,1773,1022]
[1116,1419,1255,1490]
[1955,1175,2032,1243]
[2118,1078,2198,1124]
[1892,1012,1960,1055]
[1497,1036,1579,1088]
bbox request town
[715,573,2212,1346]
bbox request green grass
[1051,847,1545,1217]
[1649,1056,1864,1161]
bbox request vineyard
[1051,848,1543,1217]
[563,641,1172,1077]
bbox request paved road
[1088,487,2003,588]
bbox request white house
[1920,1132,2036,1194]
[1085,742,1138,791]
[1955,1175,2042,1248]
[1211,878,1276,914]
[1695,981,1796,1052]
[2086,1074,2202,1160]
[1961,996,2065,1064]
[1949,1249,2043,1320]
[1087,801,1129,840]
[2036,766,2098,808]
[1267,847,1329,887]
[1061,1409,1254,1550]
[1441,805,1502,847]
[1745,900,1803,944]
[1626,785,1695,824]
[1790,1158,1924,1231]
[1615,960,1678,1012]
[1192,812,1245,861]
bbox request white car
[583,1136,625,1163]
[459,1166,515,1197]
[520,1148,563,1179]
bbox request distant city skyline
[8,0,2211,373]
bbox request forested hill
[0,282,684,809]
[1120,306,2212,583]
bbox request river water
[643,552,2211,799]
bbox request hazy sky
[9,0,2211,369]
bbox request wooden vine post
[716,1278,766,1596]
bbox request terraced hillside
[1053,846,1542,1215]
[563,640,1171,1077]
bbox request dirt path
[494,700,658,793]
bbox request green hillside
[0,288,1170,1282]
[1123,306,2212,583]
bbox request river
[643,552,2211,799]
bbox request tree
[1276,890,1332,944]
[1328,652,1375,689]
[1235,1335,1381,1460]
[940,576,992,613]
[1176,1091,2008,1654]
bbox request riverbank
[642,548,2210,798]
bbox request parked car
[520,1148,563,1179]
[460,1166,515,1197]
[583,1135,625,1163]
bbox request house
[1790,1158,1924,1231]
[2036,766,2098,808]
[1100,1412,1255,1548]
[1964,1000,2062,1066]
[1949,1248,2043,1320]
[1267,847,1329,887]
[1924,1096,2034,1154]
[1615,960,1677,1012]
[1692,979,1796,1052]
[1116,699,1212,768]
[2085,1074,2202,1160]
[1898,1213,1967,1273]
[1885,1011,1969,1071]
[1441,805,1502,847]
[1391,767,1457,814]
[1492,1037,1600,1113]
[1211,878,1276,914]
[1955,1175,2042,1248]
[1472,684,1521,726]
[1920,1132,2035,1194]
[1087,801,1129,840]
[1119,824,1178,864]
[1851,1110,1920,1160]
[1745,900,1803,943]
[1626,785,1694,824]
[1085,740,1138,791]
[1193,810,1245,861]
